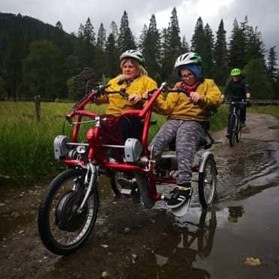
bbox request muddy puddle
[0,113,279,279]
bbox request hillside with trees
[0,9,278,101]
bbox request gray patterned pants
[150,120,204,185]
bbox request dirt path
[0,113,278,279]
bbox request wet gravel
[0,113,279,279]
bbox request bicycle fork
[77,162,98,213]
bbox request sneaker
[167,185,192,209]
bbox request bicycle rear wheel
[197,209,217,258]
[198,151,217,209]
[235,117,241,142]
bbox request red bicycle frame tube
[60,83,166,174]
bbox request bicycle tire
[229,113,237,146]
[198,151,217,209]
[197,209,217,258]
[108,170,121,197]
[235,116,241,142]
[38,168,99,255]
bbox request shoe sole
[167,190,191,209]
[170,197,192,217]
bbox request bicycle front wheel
[38,168,99,255]
[228,114,237,146]
[198,151,217,209]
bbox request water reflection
[227,205,244,223]
[215,141,279,202]
[123,209,216,279]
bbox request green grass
[248,106,279,118]
[1,101,277,186]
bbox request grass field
[0,101,277,186]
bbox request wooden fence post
[34,95,41,122]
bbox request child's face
[232,76,240,81]
[180,69,197,85]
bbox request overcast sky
[1,0,278,54]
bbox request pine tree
[245,25,265,64]
[83,18,96,45]
[214,19,228,84]
[55,21,63,31]
[76,18,95,70]
[266,46,278,79]
[161,7,182,83]
[191,17,205,54]
[228,19,247,69]
[96,23,106,50]
[105,22,120,78]
[266,46,279,98]
[244,59,273,99]
[118,11,136,53]
[95,23,107,81]
[191,17,215,77]
[140,14,161,81]
[203,23,215,77]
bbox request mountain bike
[37,82,218,255]
[227,100,247,146]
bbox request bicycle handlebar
[105,88,129,99]
[146,82,190,99]
[229,100,247,105]
[67,81,189,122]
[165,87,190,96]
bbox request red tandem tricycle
[37,82,218,255]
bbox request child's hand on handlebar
[142,89,157,100]
[189,91,201,104]
[142,90,150,100]
[128,94,142,104]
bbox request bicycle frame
[38,82,218,255]
[54,82,215,204]
[55,83,169,201]
[227,100,246,146]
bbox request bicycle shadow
[122,208,217,279]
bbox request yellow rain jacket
[154,79,222,122]
[95,75,157,115]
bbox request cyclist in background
[221,68,251,134]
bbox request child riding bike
[221,68,251,136]
[146,52,222,209]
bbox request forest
[0,8,278,101]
